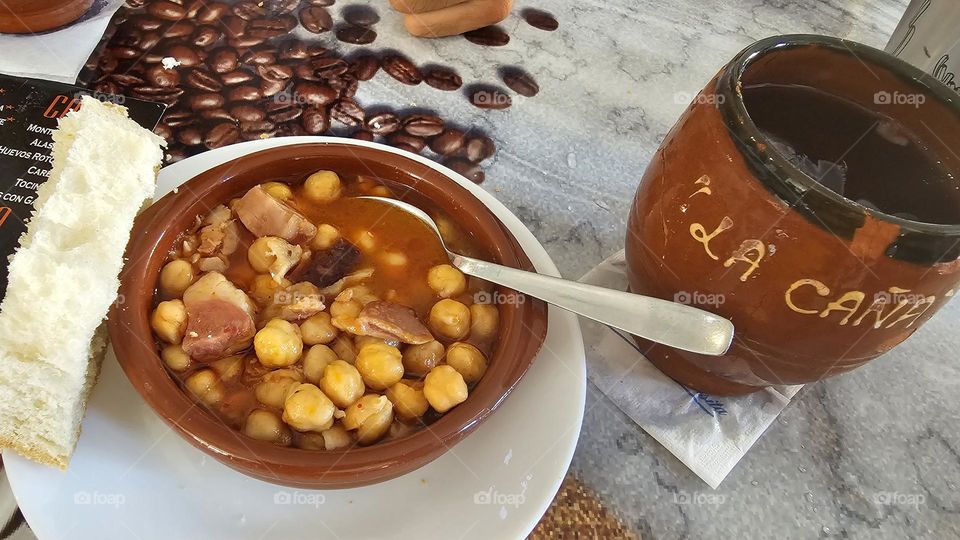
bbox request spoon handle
[451,254,734,356]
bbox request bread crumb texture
[0,97,164,468]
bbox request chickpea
[243,409,291,445]
[265,318,301,337]
[249,274,290,305]
[385,380,429,421]
[255,368,303,408]
[388,420,416,439]
[423,365,468,413]
[434,215,459,246]
[211,355,244,381]
[446,342,487,383]
[321,425,354,450]
[344,285,378,306]
[247,237,301,280]
[295,432,327,450]
[283,383,337,432]
[262,181,293,201]
[159,259,195,297]
[402,340,445,375]
[330,298,362,320]
[352,230,375,252]
[381,251,408,268]
[330,299,363,332]
[356,343,404,390]
[247,236,278,274]
[320,360,365,408]
[342,394,394,445]
[254,320,303,367]
[329,335,358,364]
[355,335,393,350]
[300,313,338,345]
[161,344,191,372]
[304,170,342,203]
[151,299,187,344]
[370,185,392,197]
[310,224,340,251]
[428,299,471,341]
[469,303,500,341]
[357,176,377,192]
[303,344,338,384]
[184,369,225,406]
[427,264,467,298]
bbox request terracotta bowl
[107,142,548,489]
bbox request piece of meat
[197,255,228,273]
[198,219,240,257]
[301,238,361,288]
[203,204,232,226]
[181,272,258,360]
[317,268,375,297]
[356,301,433,344]
[234,185,317,244]
[260,282,326,322]
[182,299,256,362]
[183,271,257,318]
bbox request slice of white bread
[0,97,164,469]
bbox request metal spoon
[358,196,735,356]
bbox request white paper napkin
[579,250,802,488]
[0,0,125,84]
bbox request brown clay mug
[0,0,93,33]
[625,34,960,395]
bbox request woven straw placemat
[529,474,638,539]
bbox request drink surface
[743,82,960,225]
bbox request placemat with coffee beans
[79,0,555,185]
[69,0,615,537]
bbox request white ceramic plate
[5,138,587,540]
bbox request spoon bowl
[358,196,735,356]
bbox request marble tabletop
[345,0,960,538]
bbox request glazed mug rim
[716,33,960,237]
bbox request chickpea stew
[149,170,502,450]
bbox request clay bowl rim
[717,33,960,236]
[106,141,549,488]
